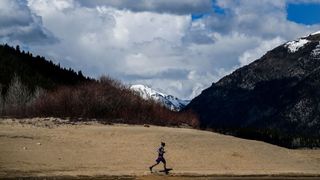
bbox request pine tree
[15,45,20,53]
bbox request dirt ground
[0,118,319,179]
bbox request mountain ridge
[130,84,190,111]
[185,31,320,148]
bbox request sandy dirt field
[0,118,319,179]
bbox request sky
[1,0,320,99]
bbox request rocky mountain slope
[185,32,320,148]
[130,84,190,111]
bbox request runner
[149,142,166,172]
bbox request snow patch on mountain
[130,84,190,111]
[311,31,320,35]
[285,38,310,53]
[311,42,320,58]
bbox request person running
[149,142,166,172]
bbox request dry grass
[0,118,319,179]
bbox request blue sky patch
[191,13,205,20]
[287,3,320,25]
[192,1,225,21]
[212,4,225,15]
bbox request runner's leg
[163,158,167,170]
[150,161,160,172]
[150,162,159,168]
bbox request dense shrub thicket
[0,76,198,127]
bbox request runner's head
[161,142,165,147]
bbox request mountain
[130,84,190,111]
[185,31,320,148]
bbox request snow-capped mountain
[130,84,190,111]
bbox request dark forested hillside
[185,33,320,148]
[0,44,90,94]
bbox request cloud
[75,0,213,15]
[2,0,320,99]
[123,68,190,81]
[239,37,285,66]
[204,0,319,39]
[0,0,57,45]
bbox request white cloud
[2,0,320,99]
[239,37,285,66]
[208,0,319,39]
[0,0,56,45]
[96,6,190,45]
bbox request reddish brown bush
[28,77,199,127]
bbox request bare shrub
[29,78,199,127]
[4,75,32,116]
[0,75,46,117]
